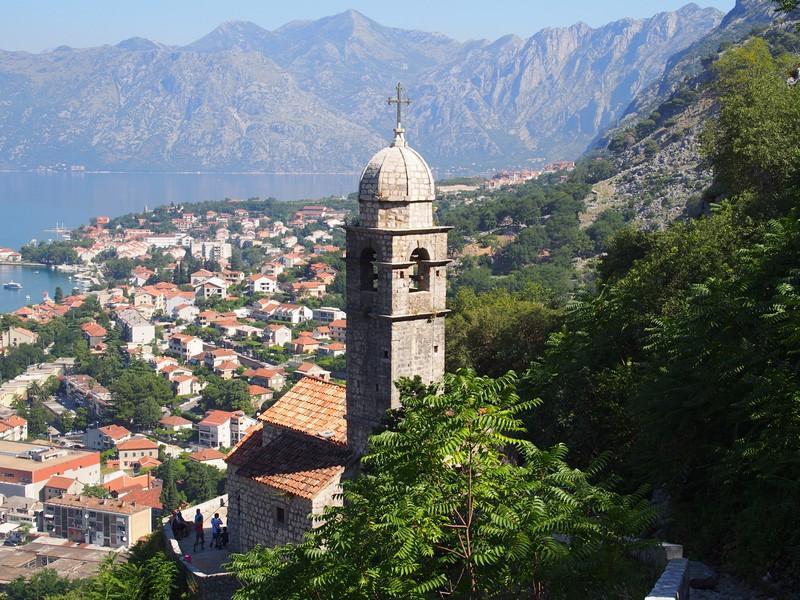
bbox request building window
[409,248,431,292]
[276,507,285,525]
[360,247,378,291]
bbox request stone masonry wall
[227,470,314,552]
[345,222,448,454]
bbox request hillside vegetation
[222,21,800,600]
[585,0,799,231]
[449,36,800,589]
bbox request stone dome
[358,133,435,202]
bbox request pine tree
[158,460,182,512]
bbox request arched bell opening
[409,247,431,292]
[360,247,378,291]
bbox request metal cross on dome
[387,82,411,132]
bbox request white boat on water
[3,281,22,290]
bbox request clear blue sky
[2,0,735,52]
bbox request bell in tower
[345,83,451,455]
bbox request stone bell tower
[345,83,450,455]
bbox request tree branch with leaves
[228,370,655,599]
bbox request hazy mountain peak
[185,20,272,52]
[115,37,163,51]
[0,4,736,172]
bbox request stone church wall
[227,465,343,552]
[227,471,313,551]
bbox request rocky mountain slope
[0,6,721,172]
[583,0,798,230]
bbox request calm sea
[0,171,358,313]
[0,171,358,250]
[0,265,75,314]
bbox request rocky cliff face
[411,4,723,168]
[584,0,797,231]
[0,6,722,172]
[623,0,781,118]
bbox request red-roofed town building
[198,410,256,449]
[294,362,331,381]
[85,424,132,451]
[0,327,39,354]
[0,415,27,441]
[329,319,347,343]
[243,367,286,391]
[248,384,273,409]
[263,323,292,347]
[226,376,347,549]
[158,415,193,432]
[117,437,159,470]
[204,348,239,370]
[290,336,320,355]
[81,321,107,347]
[317,341,346,357]
[249,274,278,295]
[189,447,227,470]
[42,475,84,501]
[168,333,203,361]
[171,374,204,396]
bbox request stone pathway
[176,503,230,574]
[690,574,760,600]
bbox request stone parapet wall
[646,558,690,600]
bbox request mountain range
[0,5,726,173]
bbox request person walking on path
[210,513,223,549]
[192,508,205,551]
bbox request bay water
[0,171,358,313]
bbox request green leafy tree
[586,209,626,252]
[0,343,45,382]
[182,459,225,505]
[110,363,173,428]
[158,458,184,512]
[74,407,89,432]
[103,257,136,281]
[446,286,560,376]
[19,240,78,265]
[13,382,51,438]
[228,370,653,599]
[53,286,64,303]
[702,38,800,207]
[80,549,178,600]
[82,484,111,499]
[774,0,798,13]
[4,568,81,599]
[58,410,75,433]
[201,377,252,414]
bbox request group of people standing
[170,507,229,551]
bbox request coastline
[0,169,361,176]
[0,260,48,267]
